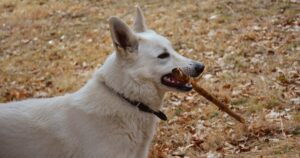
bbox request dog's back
[0,96,74,158]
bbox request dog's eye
[157,52,170,59]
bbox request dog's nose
[193,63,205,77]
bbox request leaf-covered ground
[0,0,299,157]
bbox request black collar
[103,82,167,121]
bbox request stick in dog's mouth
[172,68,245,123]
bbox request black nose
[193,63,205,77]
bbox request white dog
[0,7,204,158]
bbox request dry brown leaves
[1,0,300,157]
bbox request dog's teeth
[185,83,192,87]
[164,76,170,82]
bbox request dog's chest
[63,107,157,153]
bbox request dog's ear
[133,6,147,32]
[109,17,138,56]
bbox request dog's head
[108,7,204,92]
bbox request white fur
[0,7,203,158]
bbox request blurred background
[0,0,299,157]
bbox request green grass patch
[264,96,281,109]
[274,145,293,155]
[209,111,219,119]
[292,126,300,136]
[231,97,248,106]
[174,108,183,116]
[293,113,300,122]
[231,97,267,113]
[248,103,264,113]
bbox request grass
[1,0,300,157]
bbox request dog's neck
[100,81,167,120]
[95,54,165,111]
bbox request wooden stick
[172,68,245,123]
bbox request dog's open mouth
[161,73,192,91]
